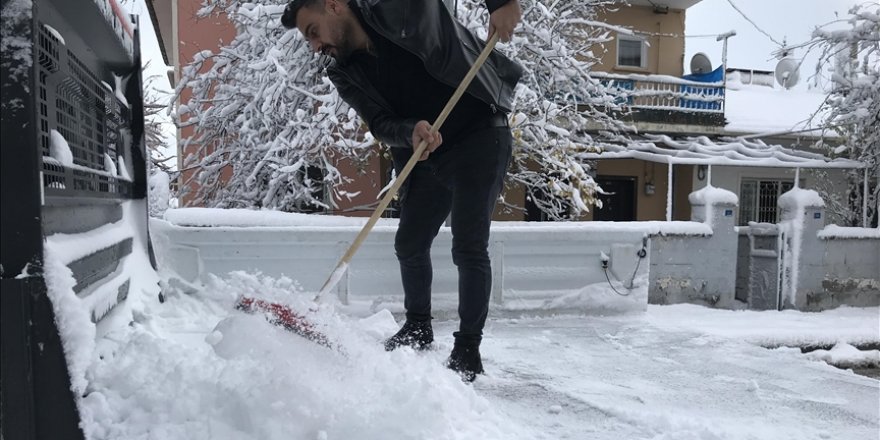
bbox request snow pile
[42,243,95,396]
[536,275,648,315]
[49,129,75,166]
[817,225,880,239]
[778,187,825,212]
[803,342,880,368]
[688,184,738,206]
[42,201,160,402]
[80,271,514,440]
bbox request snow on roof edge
[587,134,864,169]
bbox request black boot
[384,320,434,351]
[446,340,484,382]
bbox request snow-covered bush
[177,0,630,219]
[148,168,172,218]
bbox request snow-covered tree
[455,0,630,219]
[807,3,879,227]
[174,1,369,211]
[143,73,176,172]
[176,0,631,218]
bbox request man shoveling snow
[281,0,523,381]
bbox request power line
[724,0,785,47]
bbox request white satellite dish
[774,57,800,89]
[690,52,713,75]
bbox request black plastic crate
[36,23,132,199]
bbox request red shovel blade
[234,296,332,348]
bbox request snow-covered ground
[79,271,880,440]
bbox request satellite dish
[774,57,800,89]
[690,52,712,75]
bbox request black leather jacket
[327,0,524,148]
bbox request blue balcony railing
[592,72,725,114]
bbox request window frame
[738,177,804,225]
[616,34,648,69]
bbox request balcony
[592,72,726,127]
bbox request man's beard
[327,18,358,63]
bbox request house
[572,1,864,226]
[146,0,863,223]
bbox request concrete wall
[735,196,880,311]
[648,199,740,307]
[150,220,657,316]
[786,202,880,310]
[817,237,880,309]
[151,190,877,314]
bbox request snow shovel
[236,33,503,345]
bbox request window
[617,35,646,69]
[738,178,797,225]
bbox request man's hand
[412,120,442,161]
[489,0,521,43]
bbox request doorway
[595,176,637,221]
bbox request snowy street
[476,314,878,440]
[79,273,880,440]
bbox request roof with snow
[586,134,864,169]
[723,76,831,137]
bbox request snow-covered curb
[802,342,880,368]
[646,304,880,348]
[818,225,880,239]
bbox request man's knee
[395,236,432,263]
[451,243,489,267]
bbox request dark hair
[281,0,324,29]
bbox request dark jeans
[391,124,513,345]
